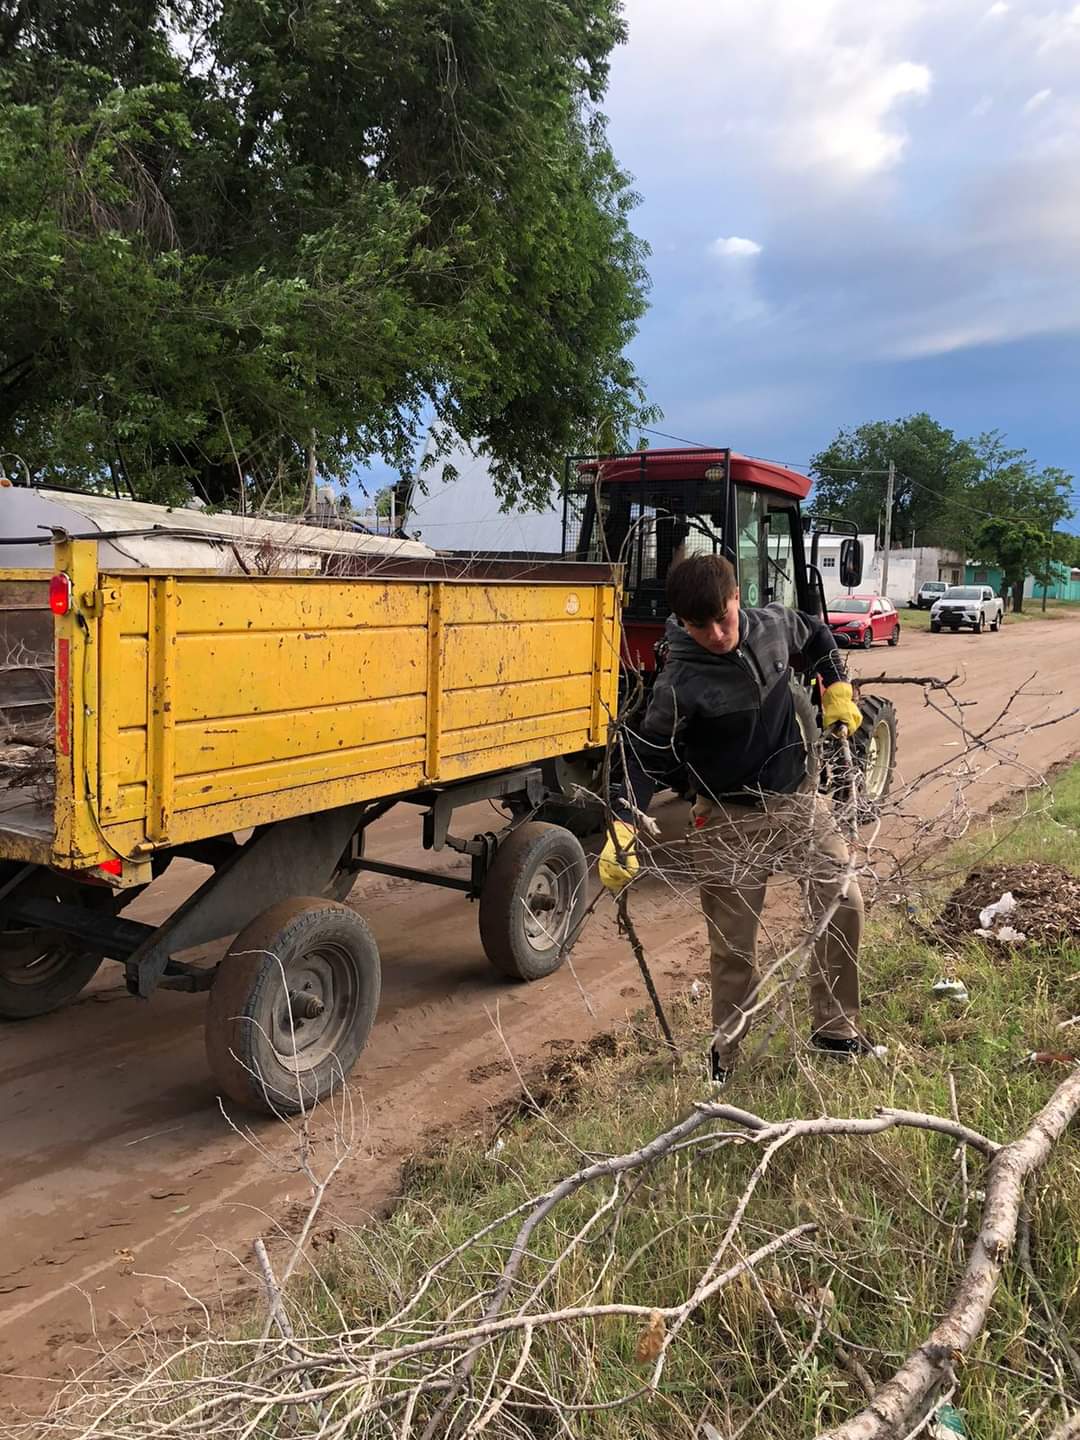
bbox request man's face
[681,590,741,655]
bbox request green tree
[966,434,1074,609]
[0,0,650,507]
[972,518,1051,614]
[809,414,980,549]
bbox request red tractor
[537,446,897,827]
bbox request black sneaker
[810,1032,877,1060]
[709,1048,733,1085]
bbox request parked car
[912,580,948,609]
[929,585,1004,633]
[826,594,901,648]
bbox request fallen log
[818,1066,1080,1440]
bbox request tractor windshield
[566,474,803,620]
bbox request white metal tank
[0,485,433,572]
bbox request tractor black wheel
[848,695,898,816]
[790,680,823,792]
[205,898,380,1115]
[479,823,587,982]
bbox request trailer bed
[0,544,620,880]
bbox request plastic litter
[995,925,1027,943]
[929,1402,968,1437]
[689,979,705,1002]
[978,891,1016,929]
[933,978,970,1003]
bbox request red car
[826,594,900,648]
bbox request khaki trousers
[690,788,863,1064]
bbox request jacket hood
[663,612,746,662]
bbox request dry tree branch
[818,1066,1080,1440]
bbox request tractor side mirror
[839,537,863,589]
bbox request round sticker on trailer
[744,581,760,606]
[565,593,580,615]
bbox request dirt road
[3,614,1078,1397]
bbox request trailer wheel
[0,870,126,1020]
[522,754,605,838]
[0,942,102,1020]
[479,823,587,981]
[205,898,380,1115]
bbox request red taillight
[49,572,73,616]
[98,858,123,876]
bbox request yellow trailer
[0,538,620,1112]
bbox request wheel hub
[522,863,573,950]
[271,946,356,1064]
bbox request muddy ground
[2,614,1079,1402]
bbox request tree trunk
[1011,578,1024,614]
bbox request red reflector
[98,858,123,876]
[49,573,72,615]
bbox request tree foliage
[0,0,651,506]
[809,414,981,550]
[810,417,1076,610]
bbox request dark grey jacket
[616,605,845,815]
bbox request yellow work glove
[598,820,639,893]
[821,681,863,735]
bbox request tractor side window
[735,487,766,608]
[765,508,798,610]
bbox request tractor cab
[562,447,863,674]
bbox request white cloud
[605,0,1080,418]
[615,0,933,187]
[797,58,931,176]
[709,235,763,259]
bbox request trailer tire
[524,754,605,837]
[0,946,103,1020]
[0,870,129,1020]
[479,823,587,982]
[205,898,380,1115]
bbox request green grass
[269,764,1080,1438]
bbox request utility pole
[879,459,895,597]
[1042,529,1052,612]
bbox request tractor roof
[575,447,811,501]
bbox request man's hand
[822,681,863,734]
[598,820,639,892]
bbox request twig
[615,889,677,1052]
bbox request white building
[402,433,563,554]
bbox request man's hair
[666,553,738,624]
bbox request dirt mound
[938,862,1080,946]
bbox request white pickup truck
[929,585,1005,633]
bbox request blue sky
[352,0,1080,529]
[606,0,1080,526]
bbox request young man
[600,553,872,1081]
